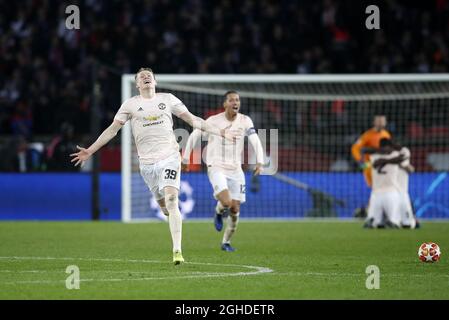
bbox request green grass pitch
[0,220,448,299]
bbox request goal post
[121,74,449,222]
[121,75,133,222]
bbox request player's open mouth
[144,81,151,84]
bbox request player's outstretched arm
[351,138,365,162]
[70,120,123,167]
[372,154,406,169]
[248,133,265,175]
[181,129,202,170]
[177,111,239,141]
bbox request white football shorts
[207,166,246,203]
[368,190,401,227]
[140,152,181,200]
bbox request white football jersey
[203,112,256,171]
[370,151,401,193]
[114,93,188,165]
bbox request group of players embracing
[352,115,419,229]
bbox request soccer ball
[418,242,441,262]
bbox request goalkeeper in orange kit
[352,115,391,186]
[351,115,391,218]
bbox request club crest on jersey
[158,103,166,110]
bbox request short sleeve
[114,100,132,124]
[169,94,188,116]
[245,116,257,136]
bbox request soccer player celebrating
[70,68,238,265]
[366,138,402,228]
[182,91,265,252]
[394,144,417,228]
[371,142,417,228]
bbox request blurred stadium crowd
[0,0,449,171]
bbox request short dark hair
[223,90,239,103]
[379,138,393,148]
[135,67,154,81]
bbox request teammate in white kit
[182,91,265,252]
[70,68,238,264]
[370,142,417,228]
[395,145,417,228]
[365,138,403,228]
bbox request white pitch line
[256,271,449,278]
[0,270,232,275]
[0,270,50,274]
[0,256,273,285]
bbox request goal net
[121,74,449,222]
